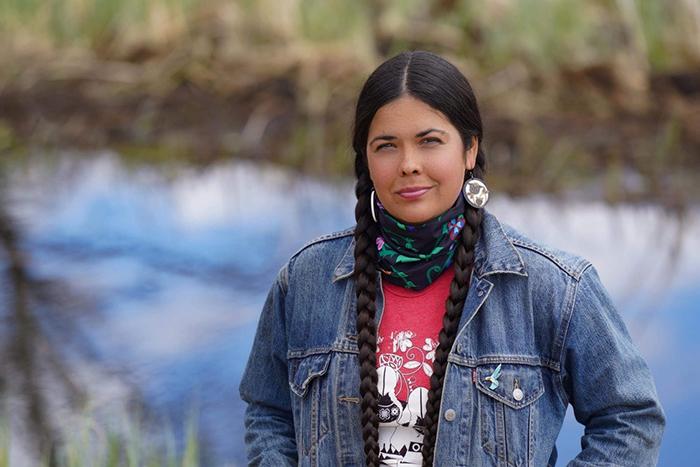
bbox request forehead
[368,95,452,135]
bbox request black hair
[351,50,486,467]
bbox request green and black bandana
[374,193,466,290]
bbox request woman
[239,50,665,467]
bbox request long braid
[421,157,486,466]
[354,168,381,467]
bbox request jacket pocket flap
[475,363,544,409]
[289,352,332,397]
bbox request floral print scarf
[374,193,466,290]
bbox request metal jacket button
[513,388,524,401]
[444,409,456,421]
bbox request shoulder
[289,226,355,262]
[492,214,592,282]
[285,225,356,278]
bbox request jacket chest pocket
[475,363,545,467]
[288,352,333,466]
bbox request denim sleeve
[239,263,298,466]
[561,265,665,467]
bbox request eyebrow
[369,128,447,146]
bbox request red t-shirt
[376,267,454,466]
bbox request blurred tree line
[0,0,698,203]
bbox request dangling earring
[370,190,378,222]
[463,171,489,208]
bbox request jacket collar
[332,209,527,282]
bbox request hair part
[352,50,487,466]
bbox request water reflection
[0,151,697,465]
[0,186,59,462]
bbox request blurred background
[0,0,698,465]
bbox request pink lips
[397,186,431,200]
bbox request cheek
[432,159,466,187]
[367,157,394,188]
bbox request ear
[464,136,479,171]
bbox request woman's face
[366,94,478,224]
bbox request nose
[399,147,422,175]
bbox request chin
[397,209,435,225]
[385,197,439,224]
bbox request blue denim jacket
[239,210,665,466]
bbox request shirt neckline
[381,266,455,298]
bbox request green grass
[0,414,8,467]
[0,404,201,467]
[0,0,200,51]
[0,0,696,72]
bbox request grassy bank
[0,0,699,203]
[2,0,698,72]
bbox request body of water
[0,151,697,465]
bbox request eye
[376,142,396,151]
[421,137,442,145]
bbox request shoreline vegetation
[0,405,201,467]
[0,0,699,206]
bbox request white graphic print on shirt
[377,331,438,466]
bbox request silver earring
[370,190,378,222]
[463,171,489,208]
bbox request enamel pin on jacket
[239,209,665,466]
